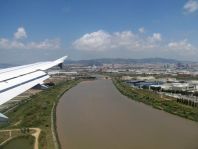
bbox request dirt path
[51,102,59,149]
[31,128,41,149]
[0,128,41,149]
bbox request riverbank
[112,77,198,122]
[0,80,80,149]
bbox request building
[136,76,155,81]
[121,76,133,81]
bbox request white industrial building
[135,76,155,81]
[161,83,196,91]
[171,83,190,91]
[121,76,133,80]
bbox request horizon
[0,57,197,66]
[0,0,198,64]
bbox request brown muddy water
[56,78,198,149]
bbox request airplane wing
[0,56,67,121]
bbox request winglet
[55,56,68,63]
[54,56,68,69]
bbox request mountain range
[64,58,192,66]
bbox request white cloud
[0,38,60,50]
[73,30,111,51]
[0,38,10,49]
[27,39,61,50]
[167,39,196,57]
[112,31,139,49]
[73,30,162,52]
[14,27,27,39]
[184,0,198,13]
[138,27,145,33]
[0,27,61,50]
[72,30,198,60]
[0,38,25,49]
[168,39,194,51]
[148,33,162,42]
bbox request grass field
[0,135,34,149]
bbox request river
[56,78,198,149]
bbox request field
[0,135,34,149]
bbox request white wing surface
[0,56,67,106]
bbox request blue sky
[0,0,198,64]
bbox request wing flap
[0,71,47,91]
[0,74,49,105]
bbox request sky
[0,0,198,64]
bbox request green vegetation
[0,132,10,144]
[112,77,198,122]
[175,75,198,80]
[0,80,80,149]
[0,135,34,149]
[0,129,33,144]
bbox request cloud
[0,27,61,50]
[148,33,162,42]
[0,38,25,49]
[184,0,198,13]
[168,39,194,51]
[0,38,61,50]
[167,39,196,57]
[138,27,145,33]
[27,39,61,49]
[14,27,27,39]
[111,31,140,49]
[73,30,111,51]
[72,29,198,60]
[73,30,162,51]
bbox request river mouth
[56,78,198,149]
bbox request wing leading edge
[0,56,67,106]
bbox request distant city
[62,58,198,108]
